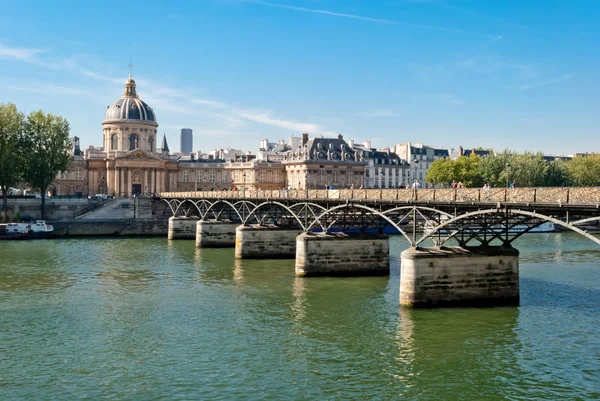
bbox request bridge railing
[159,187,600,205]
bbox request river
[1,234,598,400]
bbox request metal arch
[245,201,308,230]
[171,199,187,216]
[193,199,215,220]
[203,200,244,222]
[306,203,414,245]
[571,216,600,226]
[172,198,202,217]
[381,205,454,219]
[159,198,177,216]
[288,202,329,231]
[416,208,600,247]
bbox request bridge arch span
[417,208,600,247]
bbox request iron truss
[159,197,600,247]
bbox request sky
[0,0,599,155]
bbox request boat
[0,223,30,240]
[0,220,54,240]
[18,220,54,239]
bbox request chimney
[302,133,309,146]
[337,134,343,140]
[348,139,355,148]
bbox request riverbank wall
[49,218,169,237]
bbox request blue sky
[0,0,598,155]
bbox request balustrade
[159,187,600,205]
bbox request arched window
[148,136,154,152]
[129,134,139,150]
[111,134,118,150]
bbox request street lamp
[505,163,511,188]
[242,171,247,196]
[412,158,419,188]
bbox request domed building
[78,75,178,197]
[51,74,290,198]
[102,75,158,153]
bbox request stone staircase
[76,198,135,220]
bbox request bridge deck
[160,187,600,211]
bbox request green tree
[426,157,455,186]
[509,152,547,187]
[453,154,483,187]
[567,155,600,186]
[0,103,25,222]
[478,152,510,188]
[22,110,72,219]
[544,159,571,187]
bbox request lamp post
[412,158,419,188]
[505,163,511,188]
[174,180,177,192]
[100,175,105,197]
[243,171,247,197]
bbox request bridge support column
[196,220,238,247]
[295,233,389,277]
[235,225,301,259]
[400,246,520,308]
[168,217,200,240]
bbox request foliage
[544,159,571,187]
[426,150,593,188]
[567,155,600,186]
[0,103,25,222]
[22,110,72,219]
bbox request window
[195,171,202,183]
[129,134,139,150]
[333,171,340,184]
[274,171,280,182]
[75,167,82,180]
[183,170,189,183]
[233,171,239,182]
[148,136,154,152]
[260,170,266,183]
[319,170,326,183]
[111,134,118,150]
[222,172,228,183]
[209,170,216,183]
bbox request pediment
[116,149,164,162]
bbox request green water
[0,234,599,400]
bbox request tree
[22,110,72,219]
[426,157,455,186]
[509,152,547,187]
[0,103,25,222]
[452,154,483,187]
[567,155,600,186]
[544,159,571,187]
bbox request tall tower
[181,128,193,154]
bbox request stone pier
[235,225,301,259]
[168,216,200,240]
[195,220,238,248]
[295,232,390,277]
[400,246,520,308]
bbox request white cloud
[0,82,91,96]
[248,0,462,32]
[1,42,327,136]
[236,109,321,133]
[515,71,576,91]
[0,43,46,62]
[249,0,393,23]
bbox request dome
[103,75,157,125]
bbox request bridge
[158,187,600,308]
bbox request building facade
[393,142,449,187]
[282,134,366,189]
[180,128,193,154]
